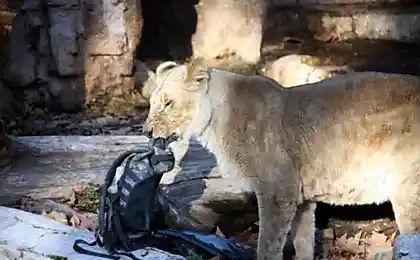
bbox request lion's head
[144,58,213,141]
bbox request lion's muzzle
[142,119,179,145]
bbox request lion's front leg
[256,192,298,260]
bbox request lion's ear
[155,61,179,86]
[187,57,209,82]
[183,57,209,92]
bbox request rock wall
[3,0,143,114]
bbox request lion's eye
[163,100,173,111]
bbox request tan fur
[145,58,420,260]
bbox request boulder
[192,0,265,64]
[263,54,350,87]
[137,0,264,65]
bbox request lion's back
[284,72,420,204]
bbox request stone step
[261,38,420,77]
[265,4,420,43]
[270,0,418,8]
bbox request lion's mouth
[147,132,179,147]
[141,123,180,146]
[150,135,178,149]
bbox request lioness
[144,58,420,260]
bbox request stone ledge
[269,0,418,7]
[265,5,420,43]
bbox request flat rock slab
[0,206,185,260]
[0,135,256,234]
[0,245,53,260]
[0,135,223,199]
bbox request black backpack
[73,137,253,260]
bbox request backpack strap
[73,238,120,260]
[73,238,147,260]
[111,203,131,251]
[73,196,147,260]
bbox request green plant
[185,249,204,260]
